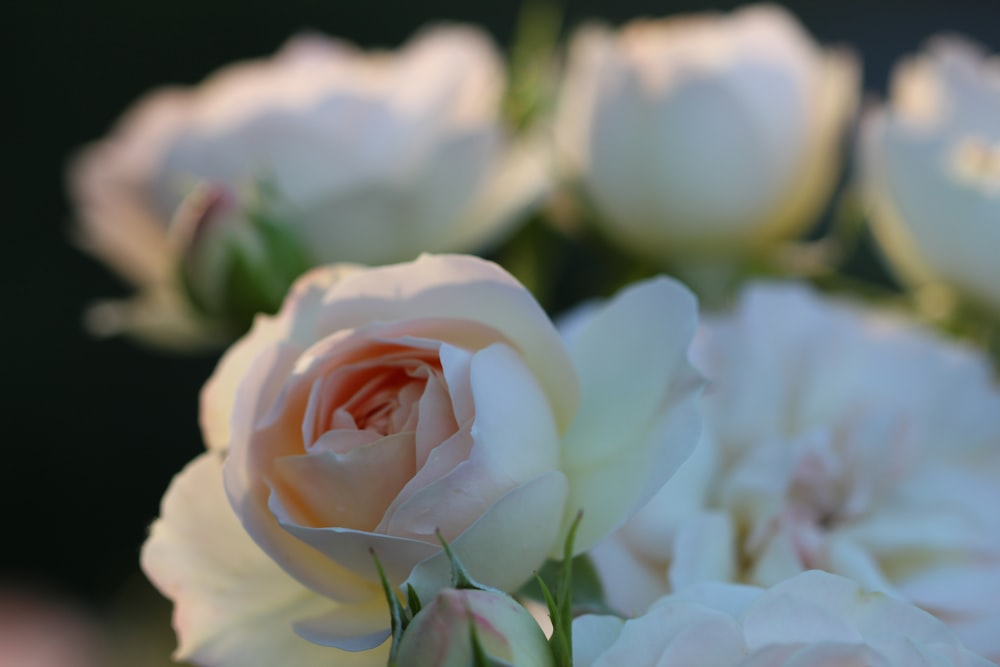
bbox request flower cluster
[68,2,1000,666]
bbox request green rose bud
[174,181,313,333]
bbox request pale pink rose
[592,282,1000,660]
[555,4,858,258]
[142,254,702,666]
[70,26,550,347]
[574,570,994,667]
[861,38,1000,314]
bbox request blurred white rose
[70,25,550,346]
[555,4,858,259]
[592,282,1000,660]
[861,38,1000,314]
[574,570,993,667]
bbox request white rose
[70,26,550,346]
[574,570,993,667]
[555,4,858,259]
[141,254,702,666]
[861,37,1000,314]
[592,282,1000,660]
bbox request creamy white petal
[559,276,702,552]
[141,452,387,667]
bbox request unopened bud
[396,589,553,667]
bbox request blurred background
[6,0,1000,663]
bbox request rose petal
[406,471,569,600]
[414,367,459,466]
[558,277,702,553]
[201,265,362,450]
[141,452,387,667]
[381,343,562,541]
[384,425,475,518]
[293,606,393,652]
[267,432,417,531]
[311,255,579,430]
[668,512,736,590]
[745,571,955,649]
[589,534,668,618]
[439,342,476,424]
[467,343,561,483]
[276,521,439,588]
[589,601,745,667]
[572,615,625,667]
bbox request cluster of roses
[70,3,1000,667]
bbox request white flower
[574,570,994,667]
[142,255,703,666]
[592,282,1000,660]
[70,26,550,345]
[861,37,1000,314]
[555,4,858,259]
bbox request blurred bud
[861,37,1000,314]
[555,4,858,260]
[172,182,313,332]
[70,25,550,348]
[395,589,554,667]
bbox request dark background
[7,0,1000,618]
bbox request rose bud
[555,4,858,261]
[861,37,1000,315]
[396,589,553,667]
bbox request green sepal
[405,584,423,618]
[371,549,410,667]
[436,529,499,592]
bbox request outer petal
[743,571,954,649]
[312,255,579,431]
[140,452,388,667]
[589,601,746,667]
[406,471,569,601]
[558,276,703,552]
[571,615,625,667]
[200,264,362,450]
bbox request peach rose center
[264,340,468,536]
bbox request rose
[573,570,993,667]
[590,282,1000,660]
[554,4,858,259]
[70,26,550,347]
[395,589,553,667]
[861,37,1000,314]
[141,254,703,666]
